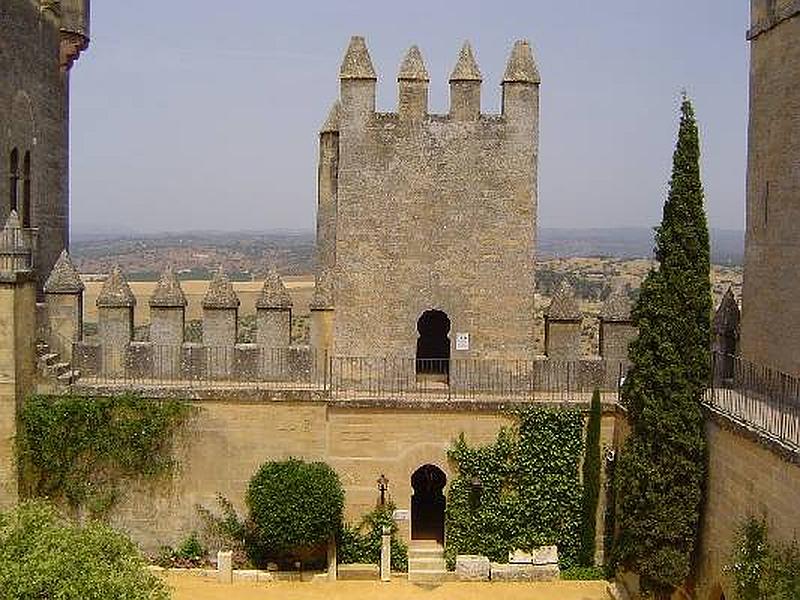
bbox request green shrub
[0,500,168,600]
[445,406,585,568]
[246,458,344,567]
[561,565,608,580]
[18,394,193,517]
[196,494,251,568]
[338,502,408,572]
[728,515,800,600]
[156,531,209,568]
[578,389,602,566]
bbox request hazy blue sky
[69,1,750,235]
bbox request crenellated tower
[740,0,800,375]
[315,37,540,361]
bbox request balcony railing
[708,352,800,451]
[70,342,627,402]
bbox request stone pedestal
[217,550,233,584]
[380,526,391,582]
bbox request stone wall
[75,389,621,552]
[740,2,800,376]
[0,0,89,292]
[692,411,800,600]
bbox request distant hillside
[539,227,744,265]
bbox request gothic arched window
[22,151,31,227]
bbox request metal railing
[708,352,800,451]
[70,342,626,402]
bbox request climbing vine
[445,406,585,568]
[338,502,408,572]
[18,393,194,517]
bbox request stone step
[408,547,444,559]
[409,557,446,571]
[407,569,456,584]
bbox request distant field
[83,275,315,326]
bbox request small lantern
[469,475,483,508]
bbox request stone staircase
[36,341,80,385]
[407,540,453,583]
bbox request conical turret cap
[44,249,84,294]
[713,286,740,334]
[546,280,580,320]
[97,265,136,308]
[340,36,377,80]
[449,42,482,81]
[202,266,240,309]
[503,40,540,84]
[398,45,429,81]
[320,100,341,134]
[149,264,187,308]
[600,284,632,322]
[256,267,293,309]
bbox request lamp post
[470,475,483,509]
[377,473,389,506]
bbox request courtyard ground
[164,571,608,600]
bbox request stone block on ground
[217,550,233,584]
[337,563,379,581]
[456,554,490,581]
[490,562,560,582]
[509,545,558,565]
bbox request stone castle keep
[317,38,540,361]
[2,1,800,597]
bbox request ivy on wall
[445,407,586,568]
[18,394,194,518]
[338,502,408,572]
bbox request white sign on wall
[392,509,410,521]
[455,332,470,351]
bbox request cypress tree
[613,97,711,597]
[579,389,602,566]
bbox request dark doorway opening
[411,464,446,544]
[416,310,450,381]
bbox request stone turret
[502,40,540,121]
[57,0,91,70]
[317,100,340,274]
[339,36,377,129]
[149,264,186,347]
[599,285,636,361]
[256,267,293,348]
[43,250,84,359]
[97,266,135,374]
[202,267,239,348]
[545,281,581,360]
[449,42,482,121]
[398,45,429,121]
[713,286,740,358]
[310,269,335,358]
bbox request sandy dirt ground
[164,572,608,600]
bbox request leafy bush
[156,531,209,568]
[578,389,602,566]
[246,458,344,567]
[196,494,251,568]
[18,394,193,517]
[561,565,608,580]
[338,502,408,572]
[728,515,800,600]
[0,500,168,600]
[445,406,585,568]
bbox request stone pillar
[0,213,36,509]
[449,42,482,121]
[397,46,429,122]
[96,266,135,376]
[217,550,233,584]
[598,284,636,388]
[202,267,239,378]
[544,280,582,360]
[149,264,187,377]
[43,249,84,361]
[380,526,391,582]
[309,270,334,364]
[327,536,337,582]
[256,267,293,378]
[317,102,340,274]
[712,286,741,381]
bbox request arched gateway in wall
[411,464,447,543]
[416,310,451,382]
